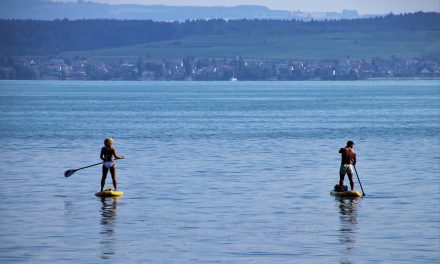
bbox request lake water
[0,80,439,263]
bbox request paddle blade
[64,169,77,177]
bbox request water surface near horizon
[0,80,439,263]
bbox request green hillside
[63,30,440,60]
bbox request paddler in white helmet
[100,137,124,192]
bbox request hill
[64,30,440,60]
[0,12,439,60]
[0,0,363,21]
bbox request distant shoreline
[2,56,439,81]
[365,77,440,81]
[2,78,439,82]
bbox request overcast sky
[63,0,440,14]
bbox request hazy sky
[62,0,440,14]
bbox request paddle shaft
[353,166,366,196]
[75,161,104,171]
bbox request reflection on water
[336,197,360,261]
[99,197,119,260]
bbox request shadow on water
[336,197,360,263]
[99,197,119,260]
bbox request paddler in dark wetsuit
[339,140,357,191]
[100,137,124,192]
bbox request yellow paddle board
[95,189,123,197]
[330,190,361,198]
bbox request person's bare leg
[339,173,345,191]
[110,166,117,191]
[101,166,108,192]
[347,172,354,191]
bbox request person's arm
[113,148,124,160]
[100,147,105,161]
[339,148,344,153]
[352,152,357,166]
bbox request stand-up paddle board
[95,189,123,197]
[330,190,361,198]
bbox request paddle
[64,162,103,177]
[353,165,366,196]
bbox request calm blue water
[0,80,439,263]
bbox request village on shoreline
[1,55,439,81]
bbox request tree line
[0,12,439,56]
